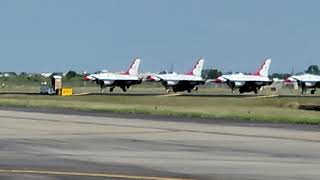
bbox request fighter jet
[83,58,142,92]
[147,59,205,93]
[214,58,272,94]
[285,74,320,94]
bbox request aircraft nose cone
[146,75,157,81]
[83,75,92,81]
[284,77,293,83]
[214,76,225,83]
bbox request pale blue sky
[0,0,319,73]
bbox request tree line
[1,65,319,81]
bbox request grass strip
[0,96,319,125]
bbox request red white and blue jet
[84,58,142,92]
[285,74,320,94]
[147,59,205,93]
[214,58,272,94]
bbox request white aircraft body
[214,58,272,94]
[286,74,320,94]
[84,58,142,92]
[148,59,205,93]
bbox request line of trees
[201,69,222,79]
[1,65,319,81]
[305,65,320,75]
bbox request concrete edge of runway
[0,106,319,132]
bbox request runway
[0,109,320,180]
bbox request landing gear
[300,83,307,94]
[99,81,105,93]
[229,82,236,94]
[238,86,259,94]
[109,87,115,92]
[165,87,172,93]
[165,85,199,94]
[311,89,316,95]
[172,88,178,93]
[120,86,127,92]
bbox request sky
[0,0,319,74]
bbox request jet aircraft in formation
[83,57,319,95]
[147,59,205,93]
[213,58,273,94]
[83,58,142,92]
[285,74,320,94]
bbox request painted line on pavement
[156,93,182,97]
[246,95,279,99]
[0,169,194,180]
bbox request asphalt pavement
[0,109,319,180]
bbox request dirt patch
[299,105,320,111]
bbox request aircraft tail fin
[185,58,205,77]
[253,58,271,77]
[122,58,141,76]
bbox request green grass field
[0,89,319,124]
[0,80,320,124]
[1,83,318,95]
